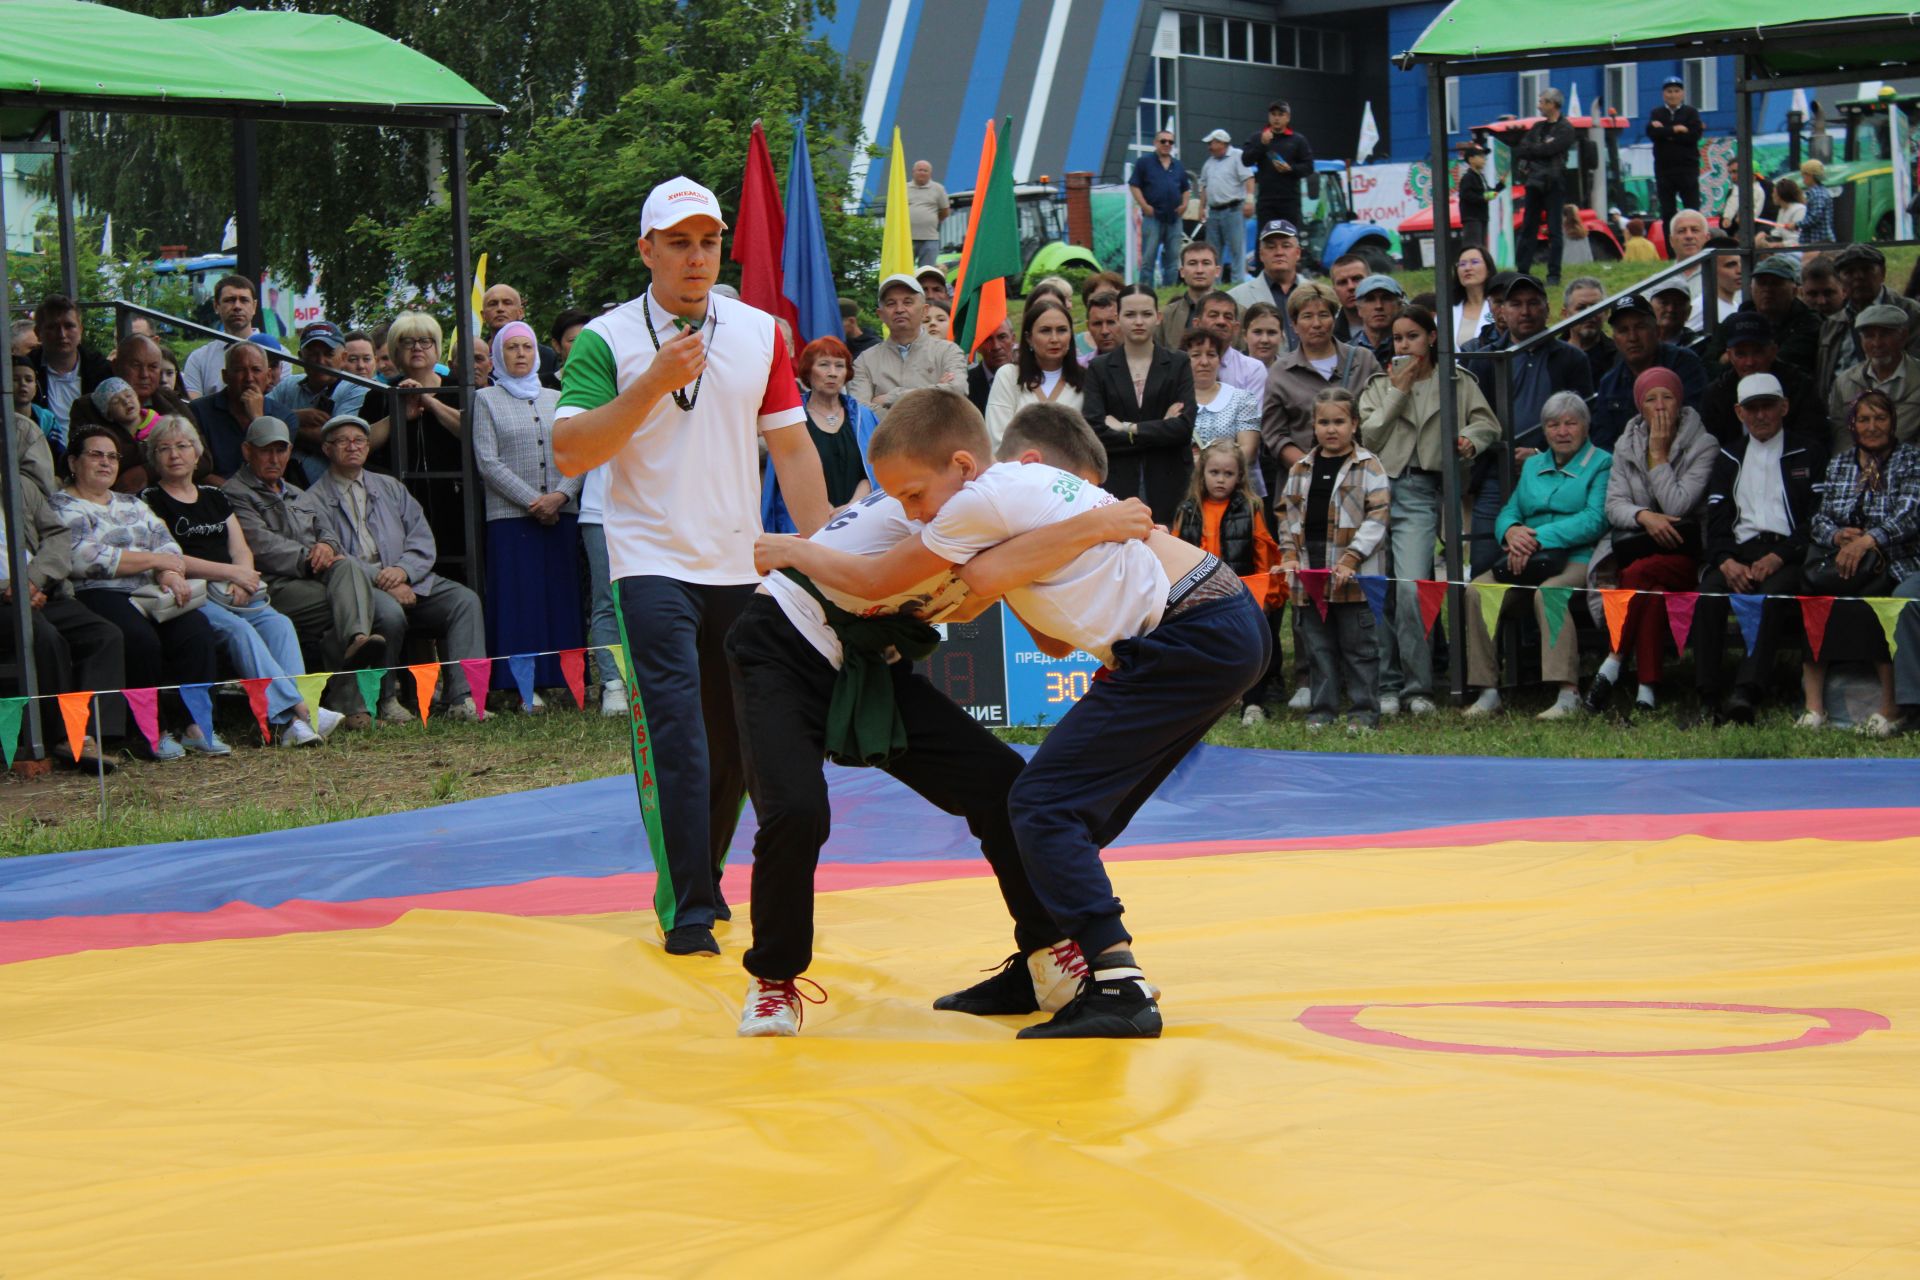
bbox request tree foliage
[60,0,877,333]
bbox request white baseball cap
[640,177,728,237]
[1736,373,1785,404]
[1202,128,1233,144]
[878,272,925,300]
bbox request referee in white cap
[556,175,830,958]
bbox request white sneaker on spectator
[181,725,231,756]
[313,708,346,740]
[1241,704,1265,726]
[600,684,629,718]
[1407,696,1438,716]
[378,697,413,726]
[1462,689,1501,718]
[1378,695,1402,717]
[521,692,547,715]
[1858,712,1900,739]
[1794,710,1827,730]
[1535,693,1582,721]
[149,732,186,763]
[278,718,322,748]
[446,697,482,723]
[1287,687,1312,712]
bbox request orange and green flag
[952,116,1021,355]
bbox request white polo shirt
[763,489,972,668]
[557,289,804,584]
[920,462,1169,666]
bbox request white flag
[1357,101,1380,164]
[1567,83,1583,120]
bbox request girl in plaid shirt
[1276,388,1390,730]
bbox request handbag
[128,578,208,624]
[1607,523,1702,572]
[208,579,270,609]
[1492,549,1569,586]
[1802,543,1889,597]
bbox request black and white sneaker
[933,941,1088,1016]
[1016,957,1162,1040]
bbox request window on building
[1604,64,1637,117]
[1272,25,1296,66]
[1227,19,1248,63]
[1252,23,1272,64]
[1683,57,1719,112]
[1203,16,1224,59]
[1299,30,1321,71]
[1131,55,1179,159]
[1518,70,1551,116]
[1169,11,1342,73]
[1445,77,1461,136]
[1179,13,1199,56]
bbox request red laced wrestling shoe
[737,975,828,1037]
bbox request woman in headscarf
[1582,365,1717,715]
[471,319,582,710]
[1798,390,1920,736]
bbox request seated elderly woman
[1582,367,1717,716]
[53,421,228,762]
[139,415,343,747]
[1464,392,1614,720]
[1798,389,1920,737]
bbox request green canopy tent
[0,0,502,765]
[1389,0,1920,700]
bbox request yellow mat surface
[2,834,1915,1278]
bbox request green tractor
[936,183,1103,296]
[1801,92,1920,244]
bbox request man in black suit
[1646,75,1705,228]
[965,320,1016,413]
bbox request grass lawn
[6,667,1914,858]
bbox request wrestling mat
[2,747,1915,1278]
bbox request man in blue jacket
[1128,130,1190,288]
[1589,294,1708,452]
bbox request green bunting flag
[0,696,25,768]
[1475,582,1512,640]
[356,668,385,716]
[1537,586,1573,649]
[1868,598,1910,657]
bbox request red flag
[731,121,796,327]
[240,677,272,743]
[1297,568,1331,620]
[1415,580,1448,637]
[559,649,587,709]
[1799,595,1834,662]
[1664,592,1699,654]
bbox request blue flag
[1357,574,1391,627]
[1729,594,1766,655]
[782,124,841,346]
[178,683,215,742]
[507,654,537,709]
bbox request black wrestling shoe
[933,953,1036,1015]
[663,923,720,956]
[1016,965,1162,1040]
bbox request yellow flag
[879,128,914,280]
[1475,582,1512,640]
[470,252,489,339]
[293,672,330,715]
[1868,597,1911,656]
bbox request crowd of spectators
[7,193,1920,768]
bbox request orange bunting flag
[408,663,440,724]
[55,691,92,764]
[1598,588,1635,653]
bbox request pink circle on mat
[1296,1000,1891,1058]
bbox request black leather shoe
[664,924,720,956]
[1581,672,1615,716]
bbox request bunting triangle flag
[1538,586,1573,649]
[355,668,385,717]
[179,683,216,743]
[1598,588,1635,653]
[1798,595,1834,663]
[293,672,330,717]
[1868,597,1910,656]
[1728,594,1766,656]
[55,691,92,764]
[122,687,162,753]
[239,677,273,743]
[507,654,537,708]
[605,644,629,687]
[459,658,493,720]
[408,663,440,723]
[1298,568,1331,620]
[0,695,24,768]
[1357,574,1391,626]
[1474,582,1512,640]
[1664,592,1698,654]
[559,649,587,709]
[1415,580,1448,638]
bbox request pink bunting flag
[1415,580,1448,638]
[458,658,493,720]
[559,649,587,709]
[55,691,92,764]
[408,663,440,724]
[1799,596,1834,663]
[1297,568,1331,620]
[1664,593,1698,654]
[1598,588,1635,654]
[239,677,273,743]
[121,687,162,753]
